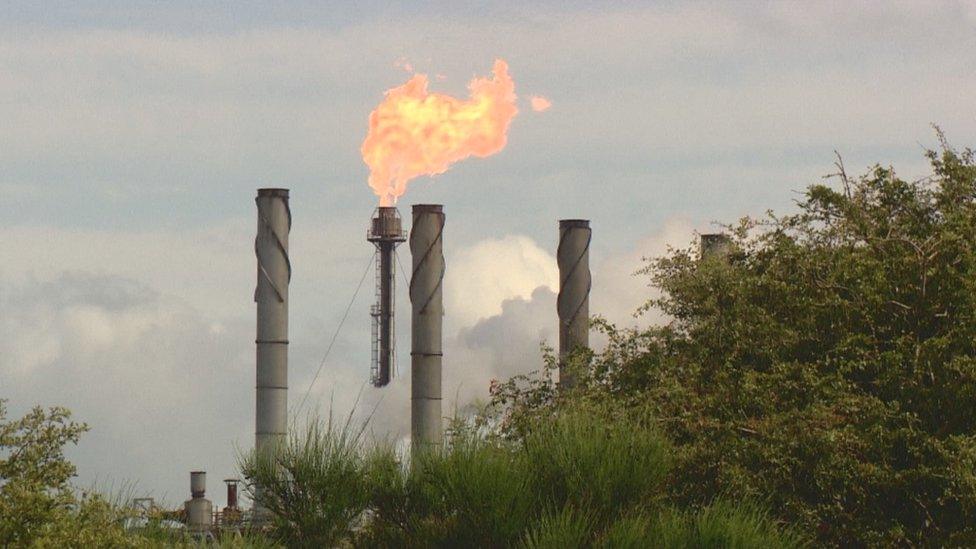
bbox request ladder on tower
[369,248,381,385]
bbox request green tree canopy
[1,401,88,544]
[0,401,140,547]
[493,138,976,546]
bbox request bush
[2,399,281,547]
[519,505,591,548]
[644,503,806,549]
[241,412,373,547]
[492,138,976,546]
[247,405,800,547]
[0,400,139,547]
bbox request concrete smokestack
[255,188,290,455]
[557,219,591,389]
[700,233,732,260]
[410,204,444,452]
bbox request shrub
[492,138,976,545]
[248,405,800,547]
[0,401,141,547]
[240,412,373,547]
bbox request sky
[1,1,974,507]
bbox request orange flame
[530,95,552,112]
[394,57,414,73]
[361,59,518,205]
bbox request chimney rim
[412,203,443,213]
[559,219,590,228]
[257,188,290,197]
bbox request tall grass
[519,505,592,548]
[645,503,807,548]
[242,404,804,547]
[241,410,374,547]
[522,407,670,525]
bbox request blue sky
[1,1,974,505]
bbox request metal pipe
[190,471,206,498]
[224,479,239,510]
[255,188,290,455]
[379,240,395,381]
[557,219,591,389]
[410,204,444,453]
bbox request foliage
[241,411,374,547]
[1,400,87,544]
[641,503,806,549]
[0,400,139,547]
[1,399,278,547]
[492,138,976,546]
[246,405,799,547]
[27,491,145,548]
[518,505,591,548]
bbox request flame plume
[361,59,518,205]
[530,95,552,112]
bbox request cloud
[592,217,700,328]
[451,285,557,395]
[2,2,972,232]
[961,0,976,21]
[0,223,253,319]
[0,273,252,507]
[444,235,558,328]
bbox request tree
[0,400,137,547]
[493,137,976,546]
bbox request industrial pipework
[255,188,290,455]
[410,204,445,452]
[557,219,591,389]
[367,207,407,387]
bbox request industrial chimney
[221,478,242,532]
[184,471,213,536]
[224,478,239,511]
[367,207,407,387]
[557,219,591,389]
[700,233,732,260]
[410,204,445,453]
[255,188,290,455]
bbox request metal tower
[367,207,406,387]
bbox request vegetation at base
[0,399,133,547]
[243,404,801,547]
[492,136,976,546]
[0,400,276,548]
[240,411,375,546]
